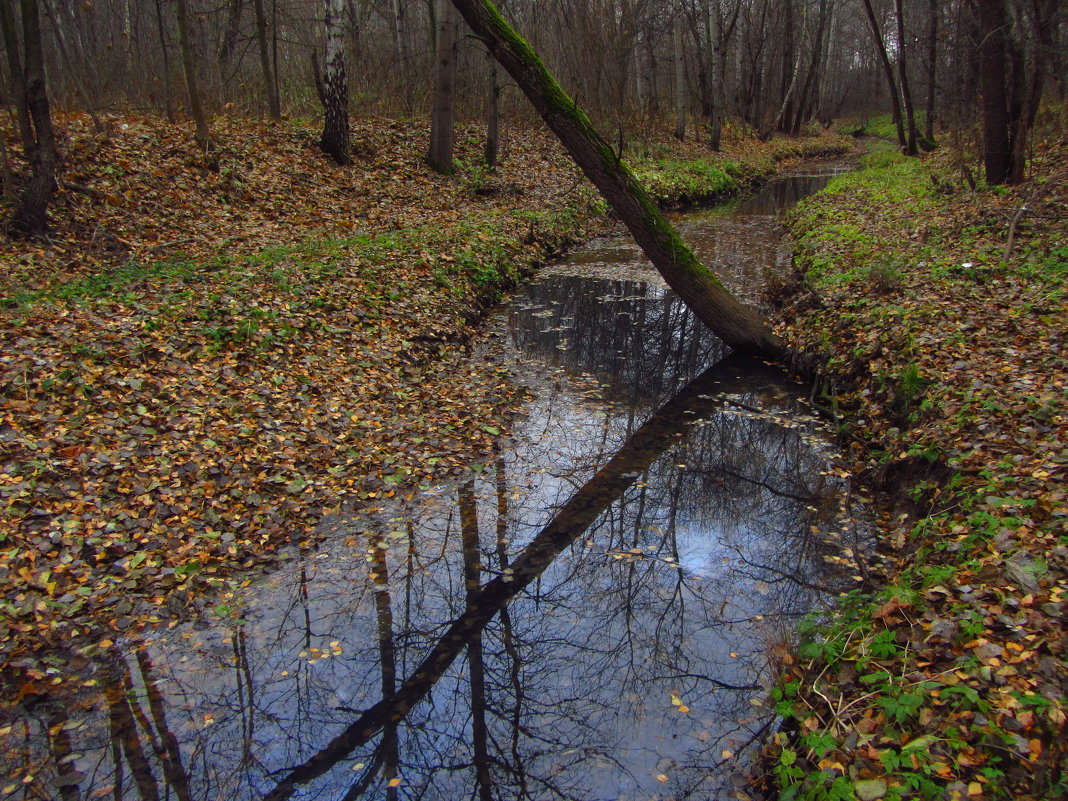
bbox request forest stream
[2,163,871,801]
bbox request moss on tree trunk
[448,0,786,361]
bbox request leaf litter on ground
[751,132,1067,801]
[0,112,851,693]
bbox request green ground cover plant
[757,131,1067,801]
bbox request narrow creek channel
[3,163,869,801]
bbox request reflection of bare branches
[104,660,161,801]
[731,551,837,595]
[654,672,761,691]
[687,464,818,503]
[339,741,386,801]
[262,355,758,800]
[460,481,494,801]
[676,716,776,799]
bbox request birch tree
[316,0,350,164]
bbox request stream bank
[0,114,853,677]
[1,160,865,800]
[753,142,1067,801]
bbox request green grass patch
[632,158,743,203]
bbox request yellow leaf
[388,778,402,788]
[721,749,734,759]
[677,704,690,713]
[656,774,668,783]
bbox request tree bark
[860,0,907,153]
[0,0,33,153]
[925,0,937,143]
[777,0,795,134]
[154,0,176,122]
[318,0,350,164]
[252,0,281,118]
[704,4,722,151]
[893,0,919,155]
[673,9,685,140]
[391,0,408,72]
[12,0,58,238]
[485,51,500,168]
[219,0,243,64]
[790,0,830,135]
[174,0,211,148]
[977,0,1013,184]
[428,0,459,173]
[447,0,785,360]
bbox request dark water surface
[1,165,866,800]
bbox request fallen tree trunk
[451,0,787,361]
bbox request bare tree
[1,0,60,237]
[860,0,907,152]
[673,6,686,140]
[893,0,918,154]
[976,0,1061,184]
[175,0,211,147]
[315,0,350,164]
[448,0,784,359]
[252,0,281,118]
[428,0,459,173]
[925,0,937,143]
[485,50,501,168]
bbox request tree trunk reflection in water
[135,650,194,801]
[104,658,161,801]
[2,342,857,801]
[262,354,782,799]
[3,217,864,798]
[372,539,400,800]
[460,482,495,801]
[494,456,531,798]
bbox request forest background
[0,1,1065,799]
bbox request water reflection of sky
[1,167,866,801]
